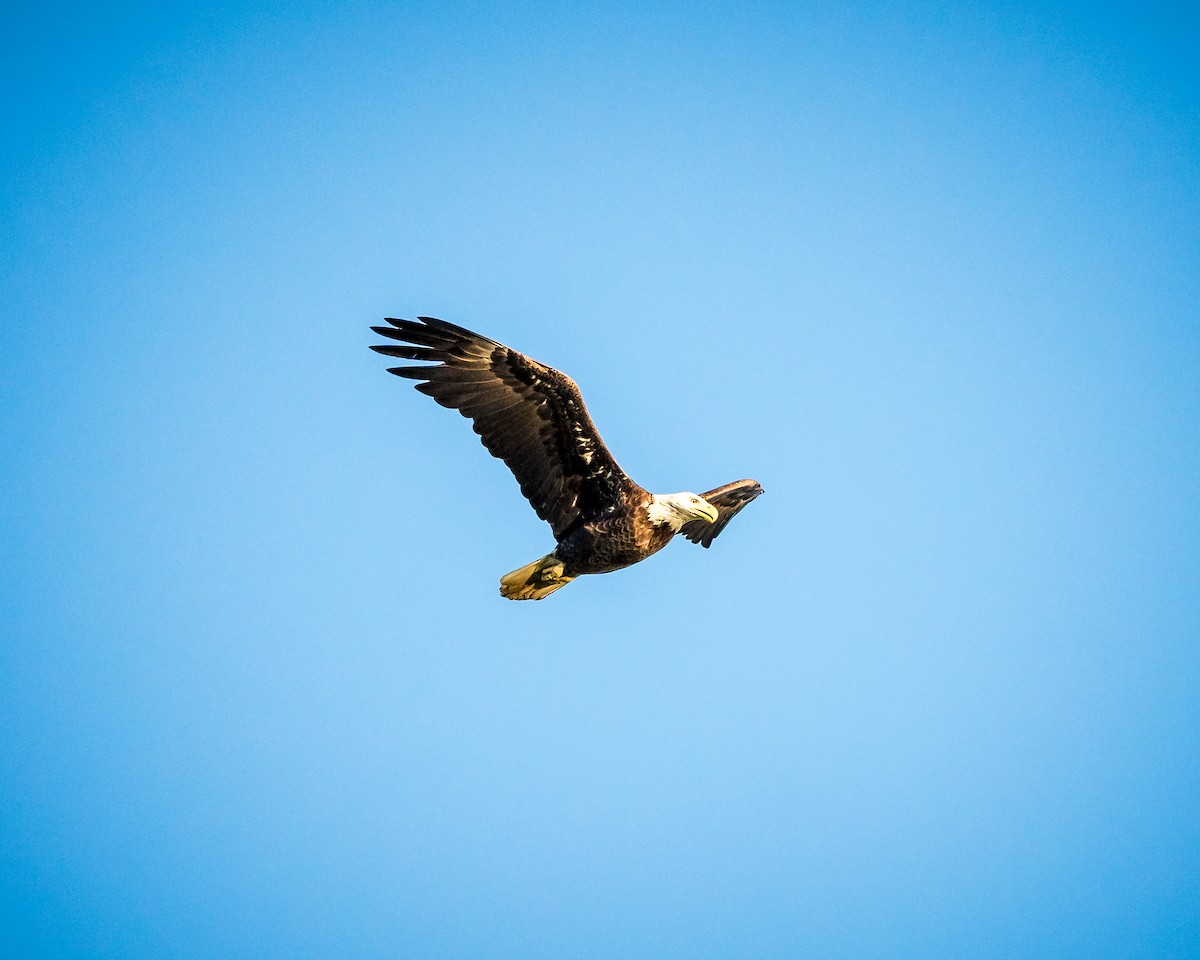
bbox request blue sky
[2,2,1198,957]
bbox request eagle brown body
[370,316,763,600]
[556,506,676,577]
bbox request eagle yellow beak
[695,501,719,524]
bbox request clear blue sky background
[3,2,1198,957]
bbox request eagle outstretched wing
[370,317,640,539]
[679,479,764,548]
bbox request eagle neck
[645,494,686,531]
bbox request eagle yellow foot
[499,554,576,601]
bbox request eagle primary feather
[371,316,763,600]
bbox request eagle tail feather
[500,554,574,601]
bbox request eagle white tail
[500,553,575,601]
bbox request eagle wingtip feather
[387,366,431,380]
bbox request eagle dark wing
[370,316,640,539]
[679,479,764,548]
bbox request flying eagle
[370,317,763,600]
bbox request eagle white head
[646,492,720,531]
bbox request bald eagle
[371,317,763,600]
